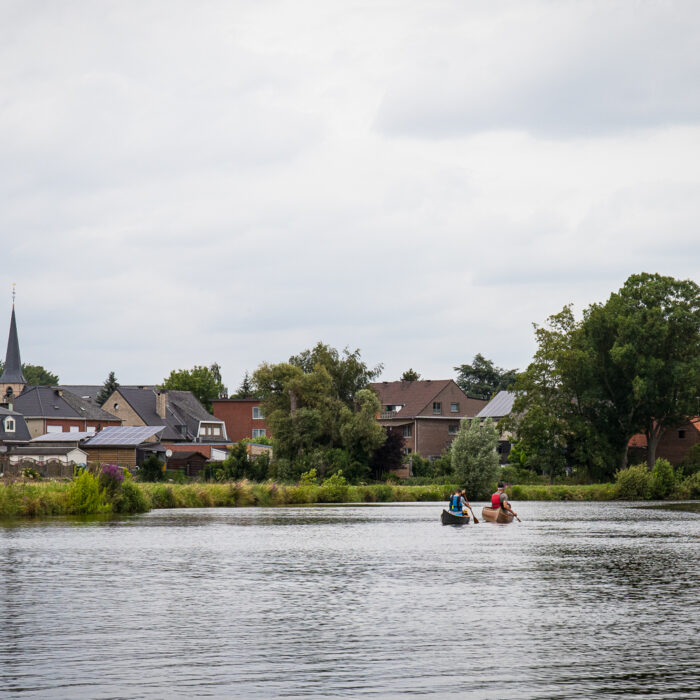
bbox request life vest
[450,494,462,511]
[491,492,503,508]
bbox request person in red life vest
[491,482,518,519]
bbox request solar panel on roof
[85,426,164,446]
[32,432,93,442]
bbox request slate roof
[12,386,120,421]
[475,391,516,419]
[0,306,25,383]
[57,389,123,422]
[12,386,80,418]
[0,406,32,442]
[60,385,154,407]
[112,387,226,441]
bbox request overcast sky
[2,0,699,392]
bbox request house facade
[103,387,227,443]
[371,380,487,461]
[628,419,700,466]
[212,398,270,442]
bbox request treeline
[503,273,700,482]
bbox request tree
[159,364,228,412]
[369,427,405,479]
[401,368,421,381]
[96,371,120,405]
[232,371,254,398]
[253,343,385,480]
[451,417,499,499]
[0,361,59,386]
[454,354,517,399]
[509,273,700,475]
[588,273,700,468]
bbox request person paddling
[448,490,464,514]
[491,482,518,520]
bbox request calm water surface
[1,502,698,699]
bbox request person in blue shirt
[448,489,470,515]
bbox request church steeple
[0,286,26,400]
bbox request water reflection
[0,502,698,698]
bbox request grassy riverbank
[2,473,698,518]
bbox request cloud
[376,2,700,138]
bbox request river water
[1,501,698,699]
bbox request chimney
[156,390,167,419]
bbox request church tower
[0,286,26,402]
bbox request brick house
[371,380,487,461]
[211,398,270,442]
[628,418,700,466]
[103,387,227,443]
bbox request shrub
[614,464,652,500]
[67,470,111,514]
[112,480,150,513]
[98,464,125,496]
[147,484,178,509]
[318,470,349,503]
[672,471,700,499]
[21,467,42,480]
[650,458,677,499]
[140,455,165,482]
[678,444,700,478]
[300,468,318,485]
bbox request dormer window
[4,417,15,433]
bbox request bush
[98,464,125,496]
[139,455,165,482]
[318,470,349,503]
[614,464,652,500]
[673,471,700,499]
[112,480,150,513]
[650,458,677,499]
[67,470,111,514]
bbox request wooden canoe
[441,509,470,525]
[481,506,514,524]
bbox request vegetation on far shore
[1,458,699,519]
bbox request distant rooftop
[475,391,516,419]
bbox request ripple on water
[1,501,699,698]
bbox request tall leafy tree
[253,344,385,474]
[0,361,58,386]
[96,371,120,405]
[509,273,700,474]
[454,354,517,399]
[451,417,499,499]
[400,368,421,381]
[159,364,228,412]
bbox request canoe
[441,509,470,525]
[481,506,514,524]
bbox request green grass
[2,477,696,519]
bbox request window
[448,425,459,435]
[86,426,96,434]
[47,425,62,433]
[213,426,221,436]
[69,426,80,433]
[450,402,459,413]
[113,402,119,410]
[402,424,412,438]
[403,447,412,455]
[252,406,264,420]
[679,430,686,439]
[252,428,267,439]
[432,402,442,415]
[4,417,15,433]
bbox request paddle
[467,506,479,524]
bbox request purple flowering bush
[98,464,125,496]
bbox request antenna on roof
[12,283,16,306]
